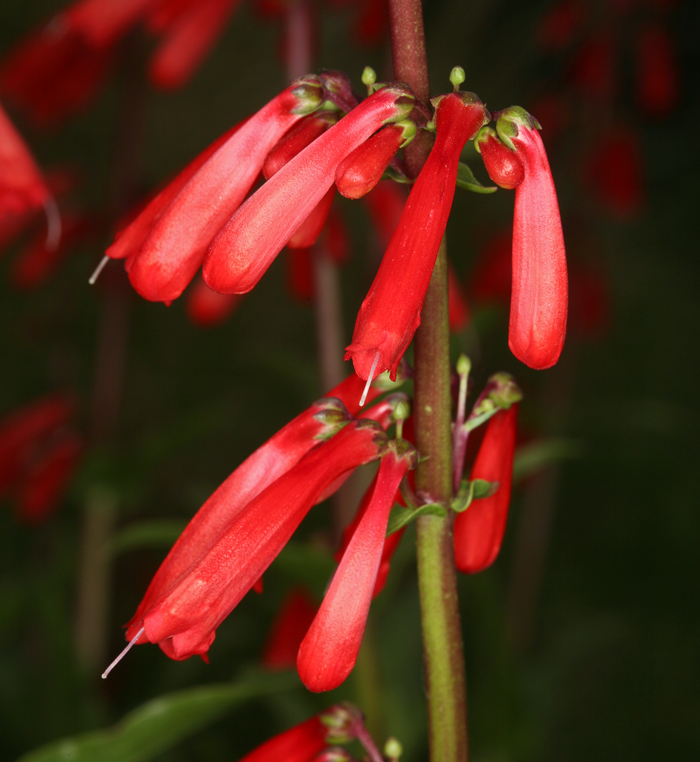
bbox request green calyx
[290,75,325,115]
[495,105,539,150]
[386,437,418,469]
[313,397,352,439]
[474,125,503,155]
[320,703,361,744]
[487,371,523,408]
[395,118,417,148]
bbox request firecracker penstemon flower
[476,106,568,369]
[454,403,518,574]
[0,102,55,236]
[201,82,416,294]
[297,439,416,692]
[345,90,489,381]
[106,75,326,302]
[116,418,387,664]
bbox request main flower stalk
[389,0,469,760]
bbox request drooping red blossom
[586,124,644,218]
[16,432,82,523]
[202,84,415,294]
[127,395,352,632]
[345,92,488,381]
[237,714,329,762]
[298,441,415,692]
[185,274,242,326]
[335,121,411,199]
[107,119,246,262]
[334,468,402,599]
[147,0,243,90]
[478,108,568,369]
[262,588,318,669]
[117,77,324,302]
[474,126,525,190]
[448,263,470,332]
[127,419,387,661]
[0,102,52,224]
[635,22,679,117]
[454,404,518,574]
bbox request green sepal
[382,165,413,184]
[452,478,499,513]
[289,76,325,115]
[456,162,497,194]
[494,105,540,150]
[386,502,446,537]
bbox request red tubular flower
[127,396,352,632]
[474,126,524,190]
[119,77,324,302]
[107,120,245,262]
[238,714,328,762]
[0,103,51,223]
[345,92,488,381]
[147,0,243,90]
[478,108,568,369]
[334,121,412,199]
[185,275,242,326]
[454,404,518,574]
[262,588,318,669]
[297,440,415,692]
[127,419,387,661]
[202,84,415,294]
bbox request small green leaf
[452,479,499,513]
[18,672,298,762]
[386,503,446,537]
[456,162,497,194]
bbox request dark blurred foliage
[0,1,698,761]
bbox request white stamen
[101,626,145,679]
[359,350,380,407]
[43,196,62,251]
[89,255,110,285]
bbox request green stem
[388,1,469,759]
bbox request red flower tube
[297,440,415,691]
[237,714,328,762]
[334,120,413,199]
[0,103,51,222]
[202,84,415,294]
[126,419,387,661]
[120,76,324,302]
[127,396,351,631]
[262,112,337,180]
[345,92,488,381]
[479,107,568,369]
[453,404,518,574]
